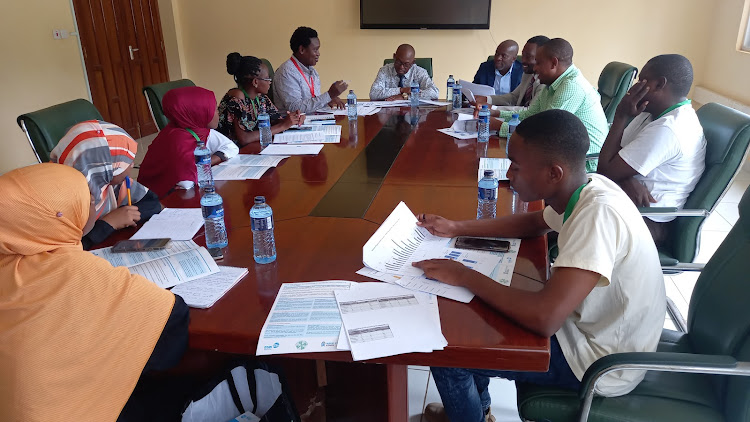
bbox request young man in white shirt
[416,110,665,422]
[597,54,706,244]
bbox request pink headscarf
[138,86,217,197]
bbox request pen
[125,176,132,206]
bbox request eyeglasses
[254,77,273,82]
[393,58,414,71]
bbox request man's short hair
[526,35,550,47]
[290,26,318,53]
[645,54,694,97]
[515,109,589,169]
[540,38,573,65]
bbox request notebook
[170,266,249,308]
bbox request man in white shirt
[597,54,706,244]
[369,44,439,101]
[475,35,550,108]
[272,26,348,113]
[416,110,665,422]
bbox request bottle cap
[512,113,519,118]
[254,196,266,204]
[484,170,494,177]
[449,74,453,77]
[481,105,488,110]
[349,89,354,94]
[202,185,216,194]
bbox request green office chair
[142,79,196,130]
[260,58,275,103]
[517,185,750,422]
[383,58,433,78]
[598,62,638,124]
[16,99,103,163]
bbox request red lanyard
[291,56,315,96]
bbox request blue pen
[125,176,132,206]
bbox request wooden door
[73,0,169,138]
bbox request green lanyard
[655,99,691,120]
[240,87,259,116]
[563,182,589,224]
[185,128,202,144]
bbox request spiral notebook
[170,266,249,308]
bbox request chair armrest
[638,207,709,217]
[662,263,705,272]
[576,352,750,422]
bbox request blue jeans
[430,335,579,422]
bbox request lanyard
[291,56,315,96]
[240,87,260,116]
[655,99,691,120]
[563,182,589,224]
[185,128,202,144]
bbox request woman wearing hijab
[0,163,189,422]
[51,120,162,250]
[218,53,304,146]
[138,86,239,197]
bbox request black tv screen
[360,0,491,29]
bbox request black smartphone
[112,238,171,253]
[455,237,510,253]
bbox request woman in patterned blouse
[218,53,304,146]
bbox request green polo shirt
[499,65,608,171]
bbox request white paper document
[273,130,325,144]
[459,79,496,103]
[437,118,479,140]
[260,144,323,156]
[302,114,337,122]
[358,100,410,108]
[419,99,451,106]
[279,125,342,144]
[90,240,200,267]
[131,208,204,241]
[129,247,219,288]
[334,283,447,360]
[362,202,503,278]
[212,165,271,180]
[479,157,511,181]
[356,267,474,303]
[256,281,355,355]
[219,154,288,167]
[320,105,380,116]
[171,266,248,308]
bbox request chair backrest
[598,61,637,124]
[383,58,433,78]
[666,103,750,263]
[16,99,103,163]
[260,58,275,102]
[142,79,196,130]
[686,185,750,420]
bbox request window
[740,0,750,52]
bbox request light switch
[52,29,70,40]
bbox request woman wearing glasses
[218,53,304,147]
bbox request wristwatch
[402,93,409,100]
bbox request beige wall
[702,0,750,105]
[175,0,713,107]
[0,0,89,174]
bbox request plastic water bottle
[258,105,272,149]
[410,80,420,107]
[452,82,462,108]
[447,74,455,102]
[200,186,228,256]
[506,113,521,154]
[250,196,277,264]
[478,105,490,143]
[347,90,357,121]
[194,140,213,189]
[477,170,498,219]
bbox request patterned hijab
[51,120,148,218]
[0,163,175,421]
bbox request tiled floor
[407,165,750,421]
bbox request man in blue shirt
[473,40,523,95]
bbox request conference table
[125,105,550,421]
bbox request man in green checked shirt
[482,38,608,172]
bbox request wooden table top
[139,105,550,371]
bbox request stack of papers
[260,144,324,156]
[131,208,204,240]
[90,240,220,288]
[171,266,248,308]
[459,79,495,103]
[213,154,288,181]
[303,114,337,122]
[358,202,521,303]
[274,125,341,144]
[320,105,381,116]
[255,281,447,361]
[438,114,479,140]
[479,157,511,181]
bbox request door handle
[129,45,139,60]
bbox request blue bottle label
[252,216,274,231]
[480,114,489,124]
[195,154,210,165]
[348,97,356,106]
[447,81,454,88]
[412,85,420,94]
[508,123,518,134]
[478,187,497,200]
[202,205,224,219]
[258,119,270,128]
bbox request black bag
[181,360,300,422]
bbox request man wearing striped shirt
[486,38,608,171]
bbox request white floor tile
[671,271,700,306]
[715,202,740,225]
[664,277,689,318]
[701,211,733,231]
[409,365,430,372]
[487,378,522,422]
[408,368,430,421]
[694,230,730,264]
[722,178,750,203]
[663,316,677,331]
[424,372,443,413]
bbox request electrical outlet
[52,29,69,40]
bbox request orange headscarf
[0,163,176,421]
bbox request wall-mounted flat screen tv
[360,0,491,30]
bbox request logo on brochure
[321,341,326,347]
[296,340,308,350]
[273,342,279,348]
